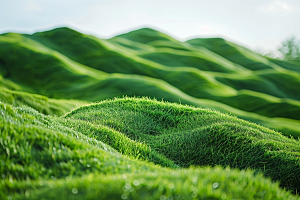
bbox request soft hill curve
[64,97,300,193]
[1,26,300,138]
[1,97,300,199]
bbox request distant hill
[1,27,300,137]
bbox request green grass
[64,97,300,191]
[1,27,300,137]
[186,38,283,71]
[1,97,300,199]
[0,88,87,116]
[1,26,300,198]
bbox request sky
[0,0,299,54]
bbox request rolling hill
[1,97,300,199]
[1,27,300,137]
[1,27,300,199]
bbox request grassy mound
[1,98,300,199]
[64,97,300,193]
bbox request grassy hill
[1,27,300,137]
[1,97,300,199]
[1,27,300,198]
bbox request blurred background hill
[1,27,300,137]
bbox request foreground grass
[7,168,298,200]
[64,97,300,193]
[1,97,300,199]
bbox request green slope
[0,87,87,116]
[1,26,300,139]
[111,27,179,44]
[186,38,284,71]
[138,49,248,73]
[1,98,300,199]
[64,98,300,192]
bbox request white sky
[0,0,299,53]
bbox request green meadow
[1,27,300,199]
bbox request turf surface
[1,97,300,199]
[1,27,300,199]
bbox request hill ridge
[1,26,300,138]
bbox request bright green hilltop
[1,27,300,199]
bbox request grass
[186,38,283,71]
[1,26,300,198]
[1,27,300,137]
[64,97,300,192]
[1,97,300,199]
[0,87,87,116]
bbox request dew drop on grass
[160,195,167,200]
[125,183,131,190]
[212,182,219,189]
[242,182,247,187]
[133,180,140,186]
[192,177,198,184]
[193,188,198,194]
[122,174,127,179]
[168,183,175,189]
[72,188,78,194]
[87,164,90,167]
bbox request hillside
[1,27,300,198]
[1,27,300,137]
[1,97,300,199]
